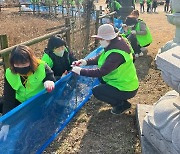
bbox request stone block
[156,46,180,93]
[136,103,180,154]
[143,116,179,154]
[136,104,160,154]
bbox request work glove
[44,80,55,93]
[121,24,128,33]
[131,30,136,35]
[71,59,87,67]
[121,24,127,27]
[71,66,82,75]
[0,125,9,141]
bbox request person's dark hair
[124,16,138,26]
[130,10,139,17]
[9,45,39,73]
[47,35,66,50]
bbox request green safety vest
[98,49,139,91]
[147,0,152,4]
[5,61,46,103]
[135,19,152,47]
[110,0,122,11]
[114,1,122,10]
[70,0,75,6]
[41,47,70,68]
[57,0,63,5]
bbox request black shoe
[111,101,131,115]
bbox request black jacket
[44,48,76,77]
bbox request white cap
[91,24,118,40]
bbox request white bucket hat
[91,24,118,40]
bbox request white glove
[72,59,87,67]
[0,125,9,141]
[121,24,127,28]
[131,30,136,35]
[44,80,55,92]
[71,66,82,75]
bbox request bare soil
[0,3,175,154]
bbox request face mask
[99,40,110,48]
[54,50,65,57]
[14,66,31,75]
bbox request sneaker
[111,101,131,115]
[139,52,144,57]
[140,47,147,52]
[135,54,139,58]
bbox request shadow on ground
[78,109,139,153]
[45,98,140,154]
[134,51,153,80]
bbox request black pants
[128,34,150,54]
[164,3,169,12]
[147,4,151,12]
[92,83,138,107]
[128,34,141,54]
[140,3,145,12]
[0,97,21,114]
[0,97,3,113]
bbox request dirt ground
[0,3,175,154]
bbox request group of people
[0,26,140,143]
[0,9,151,119]
[0,36,76,115]
[140,0,172,13]
[139,0,159,13]
[0,7,152,141]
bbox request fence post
[0,35,9,69]
[33,1,35,15]
[18,2,22,15]
[99,6,103,25]
[54,3,57,18]
[37,2,40,15]
[110,0,114,22]
[95,10,100,47]
[65,17,71,50]
[48,0,51,16]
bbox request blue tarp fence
[0,47,103,154]
[22,3,123,26]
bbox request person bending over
[71,24,139,115]
[0,45,55,115]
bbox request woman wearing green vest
[147,0,152,12]
[71,24,139,115]
[108,0,122,17]
[0,45,55,115]
[140,0,145,13]
[41,36,76,80]
[124,10,152,57]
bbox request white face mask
[54,50,65,57]
[99,40,110,48]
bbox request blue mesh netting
[0,47,103,154]
[27,4,93,18]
